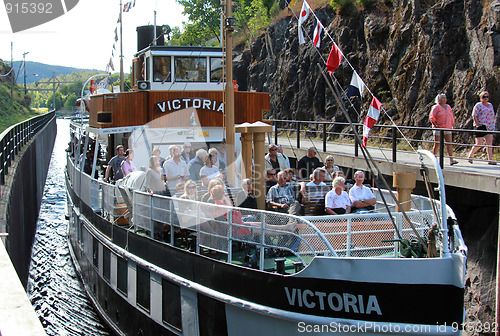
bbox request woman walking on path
[468,91,497,165]
[429,93,458,165]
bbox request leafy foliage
[0,59,42,133]
[27,70,101,108]
[330,0,354,11]
[174,0,279,46]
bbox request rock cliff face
[234,0,500,330]
[235,0,500,141]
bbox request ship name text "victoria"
[284,287,382,315]
[156,98,224,113]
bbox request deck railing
[267,119,500,168]
[0,111,55,185]
[66,158,469,273]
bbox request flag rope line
[289,0,421,157]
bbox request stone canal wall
[0,114,56,287]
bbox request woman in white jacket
[265,144,290,172]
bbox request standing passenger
[144,156,166,195]
[163,145,189,192]
[188,149,208,182]
[121,149,137,177]
[429,93,458,166]
[181,142,194,163]
[104,145,125,183]
[468,91,497,165]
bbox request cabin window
[136,265,151,312]
[117,256,128,296]
[174,57,207,82]
[198,294,228,336]
[153,56,171,82]
[145,57,150,81]
[92,237,98,268]
[210,57,223,82]
[103,247,111,282]
[162,279,182,331]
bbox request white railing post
[169,199,174,246]
[347,216,352,257]
[227,210,232,263]
[150,195,154,239]
[259,213,265,271]
[196,202,200,254]
[395,214,401,257]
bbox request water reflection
[27,119,109,335]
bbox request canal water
[27,119,109,335]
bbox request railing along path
[0,111,56,185]
[268,119,500,168]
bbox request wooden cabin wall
[89,90,269,128]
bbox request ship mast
[119,0,124,92]
[224,0,235,185]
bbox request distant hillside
[0,60,42,132]
[10,61,97,84]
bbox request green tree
[176,0,221,45]
[64,93,77,107]
[46,91,64,110]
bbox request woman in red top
[429,93,458,165]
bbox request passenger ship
[66,26,467,335]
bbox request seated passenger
[276,145,291,169]
[265,144,290,173]
[212,185,296,237]
[283,168,297,185]
[177,180,199,229]
[201,178,231,205]
[266,168,278,193]
[322,155,340,182]
[297,147,322,179]
[174,182,185,197]
[211,185,251,237]
[325,176,351,215]
[235,178,257,209]
[305,168,327,187]
[349,171,376,212]
[266,171,301,216]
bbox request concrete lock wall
[5,117,56,287]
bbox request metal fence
[0,111,55,185]
[66,158,462,272]
[268,119,500,167]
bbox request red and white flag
[326,42,342,73]
[298,0,310,45]
[362,97,382,147]
[312,19,323,48]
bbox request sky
[0,0,187,71]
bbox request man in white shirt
[162,145,189,191]
[349,170,376,212]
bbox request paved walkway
[276,137,500,195]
